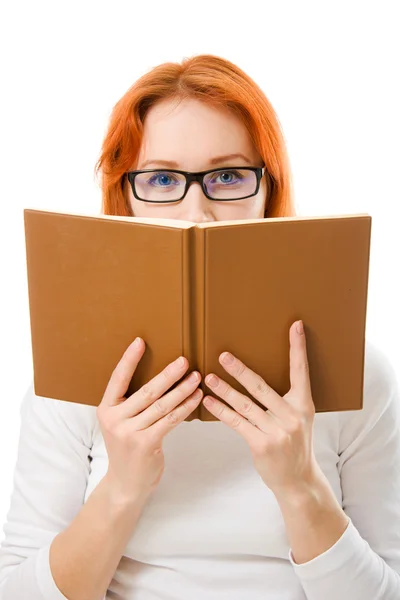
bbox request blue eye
[147,172,180,187]
[209,170,244,185]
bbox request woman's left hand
[203,320,322,495]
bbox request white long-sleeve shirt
[0,339,400,600]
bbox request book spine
[194,227,206,418]
[182,227,196,370]
[182,227,206,419]
[182,227,206,420]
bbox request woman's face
[124,98,268,223]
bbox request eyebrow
[139,153,253,169]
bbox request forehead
[137,97,259,167]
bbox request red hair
[94,54,296,218]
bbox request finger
[101,337,145,408]
[118,354,189,419]
[150,387,204,439]
[134,370,202,429]
[289,320,313,409]
[204,374,275,434]
[218,352,295,422]
[202,395,267,447]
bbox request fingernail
[296,320,304,334]
[189,371,200,382]
[205,374,218,387]
[221,352,234,365]
[133,337,141,347]
[203,396,215,407]
[176,356,185,367]
[193,389,202,400]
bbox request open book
[23,208,371,421]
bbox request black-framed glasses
[126,165,266,203]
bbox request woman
[0,54,400,600]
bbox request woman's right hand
[96,337,203,505]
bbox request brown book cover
[23,208,371,421]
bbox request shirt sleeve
[0,382,99,600]
[288,340,400,599]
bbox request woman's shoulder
[363,338,398,396]
[20,381,99,450]
[360,338,398,418]
[338,338,400,448]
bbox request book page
[24,206,370,230]
[23,207,194,229]
[196,213,371,229]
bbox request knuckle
[145,431,161,451]
[251,378,270,398]
[225,385,235,400]
[231,413,243,429]
[100,418,114,436]
[298,404,314,421]
[234,361,246,378]
[304,403,316,418]
[286,418,302,435]
[106,420,128,444]
[113,423,130,443]
[241,399,253,416]
[111,365,130,388]
[300,411,311,425]
[96,410,113,433]
[165,409,179,425]
[153,398,168,416]
[308,407,315,420]
[141,383,156,403]
[277,429,290,445]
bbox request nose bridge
[181,172,214,221]
[186,172,206,195]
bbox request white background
[0,1,399,532]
